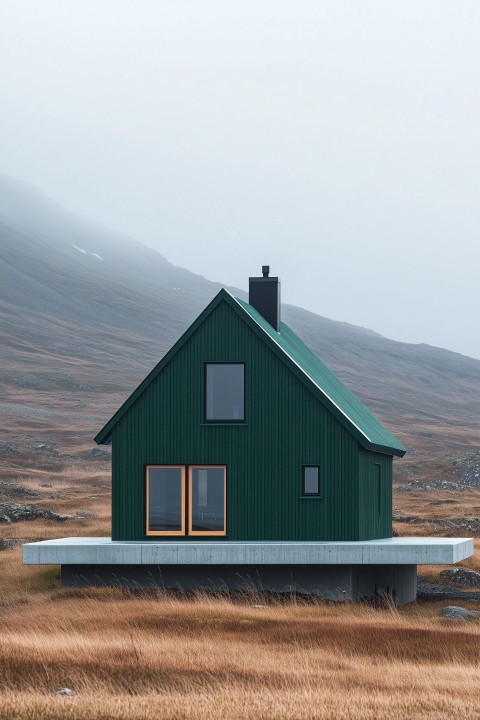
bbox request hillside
[1,171,480,476]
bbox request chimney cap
[262,265,270,278]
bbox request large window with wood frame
[146,466,185,535]
[146,465,226,536]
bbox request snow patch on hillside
[72,245,103,261]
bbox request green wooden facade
[96,289,405,542]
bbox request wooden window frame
[188,465,227,536]
[302,465,320,496]
[145,465,226,537]
[146,465,186,536]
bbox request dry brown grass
[0,577,479,720]
[0,458,479,719]
[1,538,480,720]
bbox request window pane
[304,467,319,495]
[148,467,183,532]
[206,364,244,421]
[191,467,225,532]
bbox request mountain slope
[1,172,480,461]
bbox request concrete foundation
[60,562,418,605]
[23,536,474,565]
[23,536,472,606]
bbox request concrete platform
[22,537,473,606]
[23,536,473,566]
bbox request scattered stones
[34,443,60,457]
[459,451,480,487]
[440,568,480,589]
[0,504,73,523]
[392,509,480,534]
[441,516,480,533]
[429,499,458,505]
[417,576,480,602]
[75,510,96,518]
[440,606,480,621]
[0,443,18,457]
[52,687,75,697]
[392,509,423,523]
[85,447,110,459]
[0,538,25,551]
[0,481,42,501]
[39,483,53,488]
[396,479,463,492]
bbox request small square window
[302,466,320,495]
[205,363,245,422]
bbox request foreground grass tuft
[0,561,479,720]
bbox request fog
[1,1,479,358]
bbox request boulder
[0,503,73,523]
[440,568,480,589]
[440,605,480,621]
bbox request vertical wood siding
[111,299,388,541]
[358,449,393,539]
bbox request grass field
[1,555,480,720]
[0,463,479,719]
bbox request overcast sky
[1,1,479,358]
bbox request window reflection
[205,364,244,421]
[147,467,184,534]
[190,467,226,534]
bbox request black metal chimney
[248,266,281,331]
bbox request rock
[252,604,265,609]
[39,483,53,488]
[440,568,480,589]
[75,510,96,517]
[0,481,42,500]
[0,538,24,550]
[85,447,109,459]
[440,606,480,621]
[0,503,73,523]
[0,444,18,457]
[459,451,480,487]
[52,687,75,696]
[396,479,463,492]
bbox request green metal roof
[96,288,406,456]
[233,295,405,457]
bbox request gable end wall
[111,300,372,541]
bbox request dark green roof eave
[361,442,406,458]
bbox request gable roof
[95,288,406,456]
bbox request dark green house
[25,268,473,603]
[95,267,406,543]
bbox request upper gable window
[205,363,245,422]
